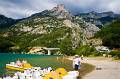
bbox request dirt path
[82,57,120,79]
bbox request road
[83,57,120,79]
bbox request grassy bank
[79,63,95,77]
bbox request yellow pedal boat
[6,62,33,71]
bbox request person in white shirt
[73,55,81,70]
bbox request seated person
[16,59,22,67]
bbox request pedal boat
[6,62,32,71]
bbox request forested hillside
[95,20,120,48]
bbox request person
[73,55,81,70]
[56,57,59,61]
[22,60,27,64]
[16,59,22,67]
[81,54,84,60]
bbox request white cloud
[54,0,120,13]
[104,0,120,13]
[0,5,36,18]
[0,0,120,19]
[0,0,56,19]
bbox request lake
[0,53,71,76]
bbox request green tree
[59,36,74,55]
[0,39,14,52]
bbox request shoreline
[67,56,120,79]
[67,56,95,78]
[79,57,120,79]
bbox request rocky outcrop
[50,4,72,19]
[31,4,72,20]
[83,22,100,38]
[63,19,82,48]
[88,38,103,46]
[73,16,100,38]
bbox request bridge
[43,48,60,55]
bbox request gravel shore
[82,57,120,79]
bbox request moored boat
[6,60,32,71]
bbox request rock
[96,67,102,70]
[83,22,100,38]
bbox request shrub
[109,51,120,59]
[74,45,96,56]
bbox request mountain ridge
[1,9,120,29]
[0,14,17,29]
[76,11,120,28]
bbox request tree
[59,36,74,55]
[0,39,14,52]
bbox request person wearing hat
[73,55,81,70]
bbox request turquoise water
[0,53,62,76]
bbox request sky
[0,0,120,19]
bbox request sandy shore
[81,57,120,79]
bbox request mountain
[77,11,120,28]
[0,4,99,54]
[0,14,17,29]
[31,4,72,20]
